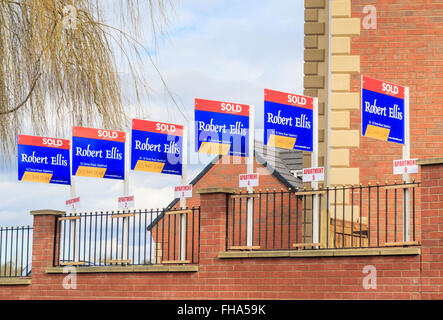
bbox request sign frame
[72,126,126,180]
[131,119,184,176]
[264,89,315,152]
[195,98,250,158]
[17,134,71,185]
[361,75,406,144]
[362,75,411,241]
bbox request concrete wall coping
[30,209,66,216]
[46,264,199,274]
[196,188,236,194]
[416,158,443,166]
[0,277,32,286]
[218,247,421,259]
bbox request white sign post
[246,105,255,247]
[69,144,79,262]
[179,125,188,261]
[121,132,131,263]
[311,98,319,246]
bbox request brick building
[303,0,442,186]
[0,0,441,300]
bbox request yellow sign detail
[198,142,231,155]
[21,171,53,183]
[75,166,107,178]
[267,134,296,150]
[134,160,165,173]
[364,124,390,141]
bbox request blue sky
[0,0,304,226]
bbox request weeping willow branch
[0,0,174,162]
[0,71,41,115]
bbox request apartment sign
[174,185,192,198]
[131,119,183,176]
[17,134,71,185]
[393,159,418,175]
[264,89,314,152]
[66,197,80,210]
[302,167,324,182]
[72,126,126,180]
[195,98,250,157]
[239,173,259,188]
[362,76,405,144]
[118,195,135,209]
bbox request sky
[0,0,304,227]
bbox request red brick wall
[419,162,443,299]
[1,160,441,300]
[350,1,443,184]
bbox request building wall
[0,1,441,301]
[304,0,330,180]
[418,159,443,299]
[305,0,442,187]
[350,0,443,185]
[0,160,441,299]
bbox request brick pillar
[30,210,64,276]
[196,188,233,264]
[417,159,443,299]
[304,0,328,173]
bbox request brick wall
[418,160,443,299]
[0,160,441,299]
[350,0,443,184]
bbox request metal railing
[0,226,33,277]
[226,182,419,251]
[54,207,200,267]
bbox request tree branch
[0,71,42,115]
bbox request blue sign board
[17,135,71,185]
[131,119,183,176]
[264,89,314,152]
[362,76,405,144]
[72,126,125,180]
[195,98,250,157]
